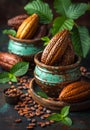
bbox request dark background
[0,0,90,69]
[0,0,90,26]
[0,1,90,130]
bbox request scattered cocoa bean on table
[8,75,55,129]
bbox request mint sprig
[0,62,29,84]
[8,73,17,82]
[37,91,48,99]
[10,62,29,77]
[54,0,88,18]
[54,0,71,16]
[66,3,88,19]
[71,26,90,58]
[24,0,53,24]
[51,0,90,58]
[3,29,16,37]
[51,16,74,36]
[41,36,50,46]
[48,106,72,126]
[0,72,10,84]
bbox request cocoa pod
[41,30,69,65]
[58,38,75,66]
[16,13,39,39]
[8,14,28,30]
[59,81,90,103]
[33,24,48,39]
[0,52,22,71]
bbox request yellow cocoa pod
[16,13,39,39]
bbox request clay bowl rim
[9,35,42,44]
[29,78,90,111]
[34,51,81,71]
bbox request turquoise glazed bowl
[34,52,81,97]
[8,35,44,62]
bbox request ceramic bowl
[34,52,81,97]
[28,78,90,111]
[8,35,44,62]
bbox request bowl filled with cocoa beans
[6,13,48,62]
[3,86,22,105]
[34,30,81,98]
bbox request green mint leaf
[71,26,90,58]
[8,73,17,82]
[48,113,62,121]
[37,91,48,99]
[51,16,74,36]
[54,0,71,16]
[66,3,88,19]
[61,106,70,117]
[0,72,10,83]
[10,62,29,77]
[3,29,16,37]
[41,36,50,46]
[24,0,53,24]
[61,117,72,126]
[48,106,72,126]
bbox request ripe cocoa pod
[16,13,39,39]
[0,52,22,71]
[8,14,28,30]
[41,30,69,65]
[59,81,90,103]
[33,24,48,39]
[58,38,75,66]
